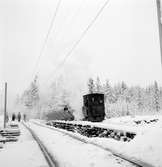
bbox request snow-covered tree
[40,76,72,116]
[137,87,143,111]
[95,76,102,93]
[87,78,162,117]
[48,81,59,110]
[153,81,160,112]
[30,76,39,107]
[21,89,33,109]
[20,76,40,117]
[121,81,127,95]
[88,78,95,93]
[104,80,115,103]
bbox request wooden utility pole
[156,0,162,65]
[4,82,7,129]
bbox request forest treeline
[88,77,162,117]
[16,76,162,119]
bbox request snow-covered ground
[103,115,161,127]
[87,115,162,167]
[0,120,48,167]
[36,114,162,167]
[102,115,162,167]
[1,114,162,167]
[28,122,136,167]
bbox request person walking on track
[12,113,16,121]
[17,112,21,122]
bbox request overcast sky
[0,0,162,109]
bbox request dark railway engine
[82,93,105,122]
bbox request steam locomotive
[46,93,105,122]
[82,93,105,122]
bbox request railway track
[22,122,58,167]
[29,121,154,167]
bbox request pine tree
[121,81,127,94]
[30,76,39,107]
[144,86,153,112]
[113,84,121,101]
[95,76,102,93]
[48,81,58,110]
[159,87,162,110]
[137,87,143,111]
[88,78,95,93]
[121,81,128,100]
[21,76,39,110]
[104,80,115,103]
[153,81,160,112]
[47,77,72,111]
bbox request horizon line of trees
[88,77,162,117]
[15,76,162,119]
[16,76,72,119]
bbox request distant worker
[64,105,68,112]
[17,112,21,122]
[23,114,26,122]
[12,113,16,121]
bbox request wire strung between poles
[42,0,111,86]
[31,0,62,80]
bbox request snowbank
[95,115,162,167]
[120,120,162,167]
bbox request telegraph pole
[156,0,162,65]
[4,82,7,129]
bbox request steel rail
[30,121,154,167]
[22,122,59,167]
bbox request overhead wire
[50,0,87,67]
[31,0,62,80]
[43,0,111,86]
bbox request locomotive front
[82,93,105,122]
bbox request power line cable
[50,0,87,66]
[43,0,110,85]
[31,0,62,80]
